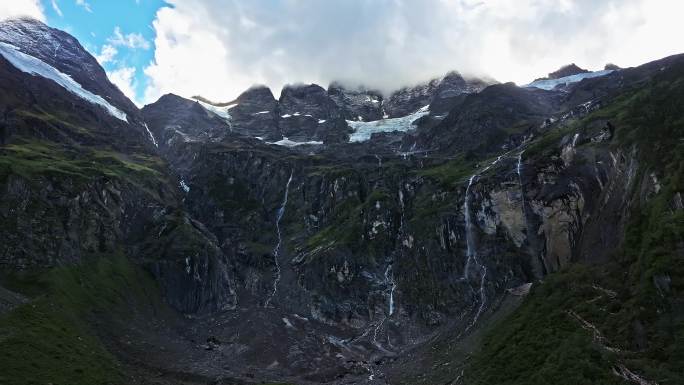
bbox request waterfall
[461,173,488,329]
[572,133,580,147]
[385,264,396,316]
[467,266,487,330]
[375,154,382,168]
[462,174,488,329]
[481,155,503,174]
[363,263,399,355]
[264,171,293,308]
[373,316,386,345]
[517,150,525,207]
[389,281,395,316]
[461,174,477,280]
[460,155,505,327]
[143,123,158,147]
[392,188,409,316]
[179,179,190,193]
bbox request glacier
[192,98,236,121]
[525,70,614,91]
[347,106,429,142]
[0,42,127,121]
[267,137,324,147]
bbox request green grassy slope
[0,255,167,385]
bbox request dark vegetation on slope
[464,61,684,385]
[0,139,167,191]
[0,255,166,385]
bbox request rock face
[327,72,491,125]
[385,71,491,117]
[277,83,351,143]
[144,212,238,313]
[539,63,590,80]
[228,85,280,139]
[412,82,562,155]
[1,17,683,385]
[140,72,492,149]
[0,18,236,316]
[142,93,231,145]
[328,82,384,121]
[280,84,340,120]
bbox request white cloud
[143,0,684,104]
[95,44,118,65]
[75,0,92,13]
[94,26,152,106]
[51,0,63,17]
[0,0,44,21]
[108,26,151,50]
[107,66,141,106]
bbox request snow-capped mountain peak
[0,41,127,121]
[0,17,137,115]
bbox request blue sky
[42,0,168,105]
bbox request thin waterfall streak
[265,171,293,307]
[480,155,503,174]
[385,264,396,316]
[389,277,396,316]
[373,316,386,348]
[466,265,487,331]
[517,150,526,208]
[143,123,158,147]
[459,154,505,329]
[462,153,504,280]
[461,174,477,280]
[572,133,580,147]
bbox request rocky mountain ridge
[164,69,493,147]
[535,63,589,81]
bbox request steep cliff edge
[388,54,684,385]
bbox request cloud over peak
[0,0,44,22]
[108,26,151,50]
[142,0,684,104]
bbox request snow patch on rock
[525,70,614,90]
[192,98,236,121]
[347,105,429,142]
[0,42,127,121]
[267,137,323,147]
